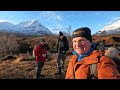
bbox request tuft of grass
[21,56,35,61]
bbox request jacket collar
[71,50,101,65]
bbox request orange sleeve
[65,59,74,79]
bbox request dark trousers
[56,53,66,73]
[36,62,44,79]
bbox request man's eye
[81,40,84,42]
[73,41,76,43]
[78,40,83,43]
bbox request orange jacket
[65,50,120,79]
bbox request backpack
[33,45,37,57]
[87,56,101,79]
[57,36,69,53]
[87,55,120,79]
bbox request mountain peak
[31,19,38,22]
[29,19,39,24]
[95,19,120,35]
[24,19,42,27]
[0,19,53,36]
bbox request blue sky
[0,11,120,35]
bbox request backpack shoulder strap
[87,55,102,79]
[89,63,98,79]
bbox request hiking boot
[40,74,45,77]
[55,66,61,74]
[59,69,61,74]
[55,70,61,74]
[61,65,64,70]
[36,73,40,79]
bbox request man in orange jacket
[65,27,120,79]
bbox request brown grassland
[0,35,120,79]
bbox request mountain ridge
[0,20,54,36]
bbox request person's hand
[42,54,46,57]
[56,53,58,56]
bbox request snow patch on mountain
[95,20,120,35]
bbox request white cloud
[48,24,65,34]
[40,11,62,22]
[48,27,60,34]
[0,19,15,24]
[40,11,66,34]
[0,20,11,22]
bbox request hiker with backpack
[33,38,47,79]
[56,31,69,74]
[65,27,120,79]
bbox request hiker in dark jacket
[56,31,69,74]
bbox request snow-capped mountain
[0,20,54,36]
[95,20,120,35]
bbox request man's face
[72,37,92,55]
[60,36,64,40]
[41,41,46,45]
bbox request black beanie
[59,31,63,36]
[72,27,92,42]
